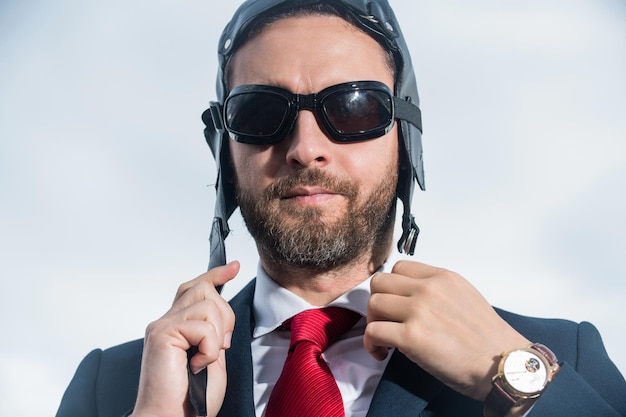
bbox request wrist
[483,343,560,417]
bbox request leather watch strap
[531,343,558,366]
[484,380,517,417]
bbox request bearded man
[57,1,626,417]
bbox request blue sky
[1,1,625,415]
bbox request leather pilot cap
[202,0,425,269]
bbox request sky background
[1,0,625,415]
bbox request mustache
[264,169,358,200]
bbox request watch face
[503,350,548,394]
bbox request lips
[263,169,357,202]
[281,186,339,199]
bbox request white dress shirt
[251,262,393,417]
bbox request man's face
[228,14,399,269]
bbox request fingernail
[374,347,389,361]
[223,331,232,349]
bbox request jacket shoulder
[495,307,580,362]
[98,338,144,399]
[56,339,143,417]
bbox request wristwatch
[483,343,560,417]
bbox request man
[56,1,626,416]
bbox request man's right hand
[131,261,239,417]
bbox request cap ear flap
[396,122,421,255]
[202,102,225,159]
[406,122,425,192]
[203,105,238,270]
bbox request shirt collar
[252,254,405,338]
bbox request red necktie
[265,307,362,417]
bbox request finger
[146,317,217,352]
[189,336,221,373]
[170,262,240,319]
[169,320,225,372]
[174,261,240,303]
[211,260,240,287]
[390,259,441,278]
[367,292,411,323]
[172,297,236,350]
[182,299,234,348]
[175,260,240,299]
[205,350,227,417]
[370,271,416,297]
[363,320,405,361]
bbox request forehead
[226,14,394,91]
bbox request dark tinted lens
[225,92,289,137]
[322,90,392,134]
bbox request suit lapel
[218,279,257,417]
[366,349,444,417]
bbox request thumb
[174,261,240,304]
[211,260,240,288]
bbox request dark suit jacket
[57,279,626,416]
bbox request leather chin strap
[187,347,208,417]
[399,213,419,255]
[209,217,229,273]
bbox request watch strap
[484,380,516,417]
[531,343,558,366]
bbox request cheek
[344,134,398,187]
[229,143,279,192]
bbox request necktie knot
[265,307,362,417]
[285,307,361,352]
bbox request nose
[284,110,332,169]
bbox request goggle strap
[393,97,422,133]
[208,102,225,132]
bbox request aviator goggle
[206,80,422,145]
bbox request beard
[236,166,397,271]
